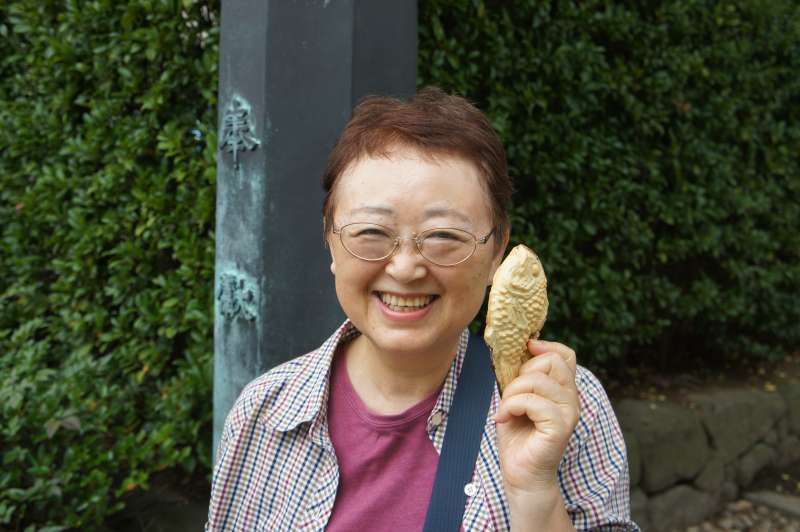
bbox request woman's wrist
[507,483,575,532]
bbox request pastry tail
[493,361,519,395]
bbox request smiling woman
[326,146,502,382]
[205,88,639,531]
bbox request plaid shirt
[207,321,639,531]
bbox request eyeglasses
[331,222,495,267]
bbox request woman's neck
[343,334,458,415]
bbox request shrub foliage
[420,0,800,370]
[0,0,218,528]
[1,0,799,527]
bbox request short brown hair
[321,87,512,242]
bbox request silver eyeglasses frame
[331,222,495,267]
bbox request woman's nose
[385,240,427,282]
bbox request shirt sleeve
[558,366,641,531]
[205,382,256,532]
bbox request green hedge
[2,0,799,527]
[420,0,800,371]
[0,0,218,528]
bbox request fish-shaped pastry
[484,244,549,393]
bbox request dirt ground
[750,459,800,498]
[604,349,800,407]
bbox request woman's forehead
[337,146,483,190]
[343,203,474,223]
[332,151,491,218]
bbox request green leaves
[1,0,218,527]
[420,0,800,373]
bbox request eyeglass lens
[339,223,477,266]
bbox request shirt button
[463,482,478,497]
[430,411,444,426]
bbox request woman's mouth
[377,292,436,312]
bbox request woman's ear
[487,227,510,285]
[323,217,336,275]
[327,237,337,276]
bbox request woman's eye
[356,228,389,237]
[428,231,463,241]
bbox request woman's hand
[494,339,580,531]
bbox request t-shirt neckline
[331,348,441,431]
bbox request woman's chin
[362,327,456,359]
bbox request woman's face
[327,146,507,359]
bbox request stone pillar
[213,0,417,457]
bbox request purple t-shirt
[326,350,440,531]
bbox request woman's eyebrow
[349,206,394,216]
[423,207,470,223]
[349,205,471,223]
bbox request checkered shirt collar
[262,319,471,436]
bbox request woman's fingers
[494,339,579,423]
[503,370,571,405]
[496,371,580,425]
[518,352,574,386]
[527,339,576,372]
[494,392,569,431]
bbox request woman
[207,88,638,531]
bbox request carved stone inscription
[219,95,260,169]
[217,270,259,322]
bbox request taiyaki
[484,245,549,393]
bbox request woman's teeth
[379,292,434,311]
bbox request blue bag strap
[422,334,496,532]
